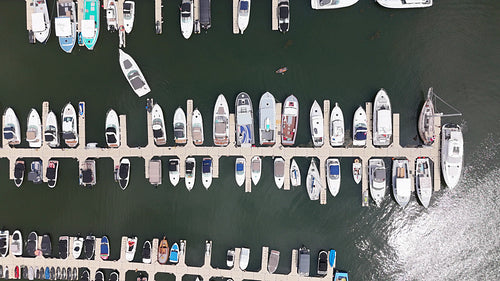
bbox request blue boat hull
[59,36,76,53]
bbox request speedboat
[267,250,280,274]
[41,234,51,257]
[142,241,151,264]
[79,159,96,186]
[28,160,43,184]
[369,158,386,206]
[58,236,69,259]
[226,249,235,268]
[237,0,250,34]
[418,88,436,145]
[3,108,21,146]
[259,92,276,145]
[116,158,130,190]
[239,247,250,270]
[14,160,25,187]
[328,249,336,268]
[277,0,289,33]
[213,94,230,146]
[376,0,432,9]
[26,108,42,148]
[81,0,100,50]
[185,157,196,191]
[126,236,137,262]
[123,1,135,33]
[44,111,60,147]
[281,95,299,146]
[152,103,167,145]
[326,158,341,197]
[352,106,367,146]
[11,230,23,256]
[290,158,301,186]
[46,160,59,188]
[158,237,169,264]
[250,156,261,185]
[118,49,151,97]
[180,0,194,39]
[310,100,324,147]
[26,232,38,257]
[55,0,77,53]
[95,271,103,281]
[202,157,213,189]
[441,123,463,189]
[32,0,51,43]
[173,107,187,144]
[105,109,120,148]
[0,230,9,257]
[169,243,179,263]
[100,236,109,260]
[415,157,432,208]
[192,109,204,145]
[372,89,392,146]
[334,270,349,280]
[235,158,246,186]
[306,159,321,200]
[106,0,118,31]
[61,103,78,148]
[352,158,361,184]
[392,158,411,207]
[168,159,180,186]
[317,250,328,276]
[330,103,344,146]
[84,235,95,260]
[274,157,285,189]
[311,0,359,9]
[235,92,255,147]
[298,246,310,276]
[72,236,84,259]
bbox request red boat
[275,67,288,74]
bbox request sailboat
[290,158,301,186]
[306,159,321,200]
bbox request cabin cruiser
[28,160,43,184]
[250,156,261,185]
[310,100,324,147]
[274,157,285,188]
[168,159,180,186]
[72,236,83,258]
[298,246,310,276]
[306,159,321,200]
[180,0,194,39]
[202,157,213,189]
[84,235,95,260]
[79,159,96,187]
[281,95,299,146]
[290,158,301,186]
[237,0,251,34]
[125,237,137,262]
[185,157,196,190]
[119,49,151,97]
[44,111,60,147]
[418,88,437,145]
[352,106,367,146]
[142,241,152,264]
[26,109,42,148]
[330,103,344,146]
[192,109,204,145]
[115,158,130,190]
[277,0,289,33]
[213,94,230,146]
[376,0,432,9]
[106,0,118,31]
[58,236,69,259]
[62,103,78,148]
[239,248,250,270]
[123,1,135,33]
[392,158,411,207]
[3,108,21,146]
[311,0,359,9]
[14,160,25,187]
[441,124,463,189]
[372,89,392,146]
[152,103,167,145]
[32,0,51,43]
[235,158,246,187]
[235,92,255,147]
[326,158,341,197]
[81,0,100,50]
[105,109,120,148]
[259,92,276,145]
[369,158,386,206]
[55,0,77,53]
[173,108,187,144]
[415,157,432,208]
[46,160,59,188]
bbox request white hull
[125,237,137,262]
[415,158,432,208]
[45,111,60,147]
[168,159,180,186]
[326,158,341,197]
[152,104,167,146]
[123,1,135,33]
[62,103,78,148]
[251,156,261,185]
[310,100,324,147]
[118,49,151,97]
[3,108,21,146]
[281,95,299,146]
[352,106,367,146]
[352,158,362,184]
[373,89,392,146]
[392,159,411,207]
[117,158,130,190]
[290,159,301,186]
[0,230,9,257]
[418,88,436,145]
[369,158,386,206]
[105,109,120,148]
[239,248,250,270]
[376,0,432,9]
[72,237,84,259]
[311,0,359,9]
[235,158,246,186]
[32,0,51,43]
[202,158,212,189]
[441,124,463,189]
[106,0,118,31]
[330,103,344,146]
[26,109,42,148]
[213,94,230,146]
[235,92,255,147]
[47,160,59,188]
[306,159,321,200]
[185,158,196,190]
[10,230,22,256]
[180,0,194,39]
[274,157,285,189]
[173,107,187,144]
[259,92,276,145]
[237,0,251,34]
[192,109,204,145]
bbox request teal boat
[81,0,100,50]
[334,270,348,281]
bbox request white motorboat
[237,0,251,34]
[180,0,194,39]
[235,92,255,147]
[10,230,23,256]
[277,0,289,33]
[326,158,341,197]
[441,124,463,189]
[185,157,196,191]
[259,92,276,145]
[267,250,280,274]
[79,159,96,186]
[72,237,84,259]
[168,159,180,186]
[415,158,432,208]
[46,160,59,188]
[125,237,137,262]
[118,49,151,97]
[55,0,77,53]
[3,108,21,146]
[290,158,301,186]
[306,159,321,200]
[376,0,432,9]
[106,0,118,31]
[369,158,386,206]
[192,109,204,145]
[32,0,51,43]
[418,87,436,146]
[250,156,261,185]
[281,95,299,146]
[61,103,78,148]
[26,109,42,148]
[213,94,230,146]
[123,1,135,33]
[352,106,367,146]
[142,240,152,264]
[235,158,246,187]
[173,107,187,144]
[239,247,250,270]
[274,157,285,189]
[105,109,120,148]
[311,0,359,9]
[373,89,392,146]
[152,103,167,146]
[0,230,9,257]
[116,158,130,190]
[226,249,235,268]
[202,157,213,189]
[330,103,344,146]
[14,160,25,187]
[310,100,324,147]
[392,158,411,207]
[352,158,361,184]
[44,111,60,147]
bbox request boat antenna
[430,88,462,117]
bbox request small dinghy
[44,111,60,147]
[15,266,20,279]
[14,160,25,187]
[317,250,328,276]
[326,158,341,197]
[267,250,280,274]
[28,160,43,184]
[61,103,78,148]
[306,159,321,200]
[158,237,169,264]
[392,158,411,207]
[330,102,344,146]
[118,49,151,97]
[100,236,110,260]
[415,157,432,208]
[290,158,301,186]
[84,235,95,260]
[168,159,180,186]
[142,241,151,264]
[235,158,246,187]
[274,157,285,189]
[115,158,130,190]
[44,267,50,280]
[250,156,261,185]
[95,271,104,281]
[72,236,84,259]
[58,236,69,259]
[180,0,194,39]
[123,1,135,33]
[369,158,386,206]
[72,268,78,280]
[105,109,120,148]
[152,104,166,145]
[126,236,138,262]
[11,230,23,256]
[352,106,367,146]
[50,267,55,279]
[192,109,204,145]
[67,267,72,280]
[3,107,21,146]
[169,243,179,263]
[239,247,250,270]
[202,157,213,189]
[46,160,59,188]
[0,230,9,257]
[237,0,251,34]
[309,100,324,147]
[352,158,362,184]
[226,249,235,268]
[26,108,42,148]
[185,157,196,191]
[61,268,66,280]
[173,107,187,144]
[41,234,52,257]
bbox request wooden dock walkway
[155,0,163,34]
[76,0,84,33]
[271,0,279,31]
[25,0,33,34]
[232,0,239,34]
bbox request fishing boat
[126,236,137,262]
[226,249,235,268]
[79,159,96,186]
[326,158,341,197]
[334,270,349,280]
[158,237,169,264]
[100,236,109,260]
[290,158,301,186]
[376,0,432,9]
[274,157,285,189]
[317,250,328,276]
[14,160,25,187]
[55,0,77,53]
[28,160,43,184]
[149,159,162,186]
[418,88,436,145]
[173,107,187,144]
[84,235,95,260]
[259,92,276,145]
[40,234,51,257]
[277,0,290,33]
[239,248,250,270]
[180,0,194,39]
[81,0,99,50]
[142,241,151,264]
[415,158,432,208]
[213,94,230,146]
[298,246,310,277]
[281,95,299,146]
[441,123,463,189]
[95,271,103,281]
[44,111,60,147]
[328,249,336,268]
[352,158,361,184]
[369,158,386,206]
[3,108,21,146]
[105,109,120,148]
[169,159,180,186]
[169,243,179,263]
[32,0,51,43]
[72,236,83,259]
[200,0,211,30]
[236,92,255,147]
[192,109,204,145]
[311,0,359,9]
[115,158,130,190]
[306,159,321,200]
[0,230,9,257]
[26,108,42,148]
[392,158,411,207]
[235,158,246,186]
[118,49,151,97]
[352,106,367,146]
[151,103,167,145]
[62,103,78,148]
[372,89,392,146]
[330,103,344,146]
[46,160,59,188]
[58,236,68,259]
[11,230,22,256]
[237,0,251,34]
[106,0,118,31]
[310,100,324,147]
[250,156,261,185]
[185,157,196,190]
[202,157,213,189]
[275,67,288,74]
[267,250,280,273]
[123,1,135,33]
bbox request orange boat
[158,237,169,264]
[275,67,288,74]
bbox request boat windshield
[128,72,146,90]
[181,3,191,15]
[168,161,178,172]
[186,162,194,173]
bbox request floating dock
[232,0,239,34]
[272,0,279,31]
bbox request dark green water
[1,0,500,280]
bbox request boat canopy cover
[181,3,191,15]
[329,165,340,175]
[279,6,288,19]
[236,163,244,172]
[3,128,14,139]
[45,132,55,141]
[55,17,72,37]
[106,134,117,144]
[153,128,163,138]
[119,164,129,179]
[377,110,391,132]
[374,169,385,183]
[202,159,211,173]
[354,127,367,140]
[62,132,76,140]
[149,161,161,184]
[240,1,249,10]
[82,169,93,183]
[14,163,24,178]
[32,13,46,32]
[168,161,178,171]
[46,167,56,180]
[129,74,146,90]
[81,19,95,38]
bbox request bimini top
[55,17,71,37]
[81,19,95,38]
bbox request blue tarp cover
[236,163,244,171]
[240,1,249,10]
[330,165,339,175]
